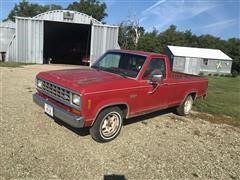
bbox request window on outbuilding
[203,59,208,66]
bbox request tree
[226,38,240,73]
[43,4,63,12]
[127,15,144,46]
[183,30,199,47]
[67,0,107,22]
[5,0,62,21]
[137,29,161,52]
[118,23,135,49]
[118,22,145,50]
[118,13,145,50]
[159,25,186,47]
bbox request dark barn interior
[43,21,91,64]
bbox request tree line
[4,0,240,73]
[119,24,240,74]
[4,0,107,22]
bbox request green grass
[194,76,240,121]
[0,61,34,68]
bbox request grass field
[0,61,34,68]
[194,76,240,121]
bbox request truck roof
[108,49,166,57]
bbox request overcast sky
[0,0,239,39]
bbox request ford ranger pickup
[33,49,208,142]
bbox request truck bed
[170,72,200,79]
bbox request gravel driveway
[0,65,239,179]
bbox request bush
[220,74,225,77]
[213,73,219,76]
[208,73,212,76]
[225,74,232,77]
[199,72,204,76]
[232,70,238,78]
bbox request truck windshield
[91,52,146,78]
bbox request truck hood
[41,68,122,84]
[37,68,138,94]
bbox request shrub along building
[2,10,119,65]
[165,45,232,75]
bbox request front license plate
[44,103,53,117]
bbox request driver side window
[143,58,166,80]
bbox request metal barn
[6,10,120,65]
[0,20,15,61]
[165,45,232,75]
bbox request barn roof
[32,10,102,25]
[168,45,232,61]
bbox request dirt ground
[0,65,240,179]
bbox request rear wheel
[90,107,123,143]
[177,95,194,116]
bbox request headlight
[72,94,81,106]
[37,79,43,88]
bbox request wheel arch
[91,103,130,126]
[182,91,197,104]
[188,92,197,100]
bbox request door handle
[148,82,168,94]
[162,83,168,86]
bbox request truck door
[138,58,169,112]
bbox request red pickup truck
[33,50,208,142]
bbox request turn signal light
[71,108,81,116]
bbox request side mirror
[151,74,163,83]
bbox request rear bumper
[33,93,85,128]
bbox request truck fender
[91,101,130,126]
[181,90,197,104]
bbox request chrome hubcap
[101,113,120,137]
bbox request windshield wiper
[91,65,98,69]
[92,66,128,78]
[91,65,102,71]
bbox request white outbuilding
[5,10,120,65]
[165,45,232,75]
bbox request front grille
[41,80,71,103]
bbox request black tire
[177,95,194,116]
[90,107,123,143]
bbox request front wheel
[177,95,194,116]
[90,107,123,143]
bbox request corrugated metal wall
[172,56,186,72]
[172,56,232,75]
[185,57,201,75]
[0,21,15,60]
[15,18,44,63]
[199,59,232,74]
[7,35,17,61]
[90,24,120,65]
[173,56,202,75]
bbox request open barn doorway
[43,21,91,65]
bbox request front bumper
[33,93,85,128]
